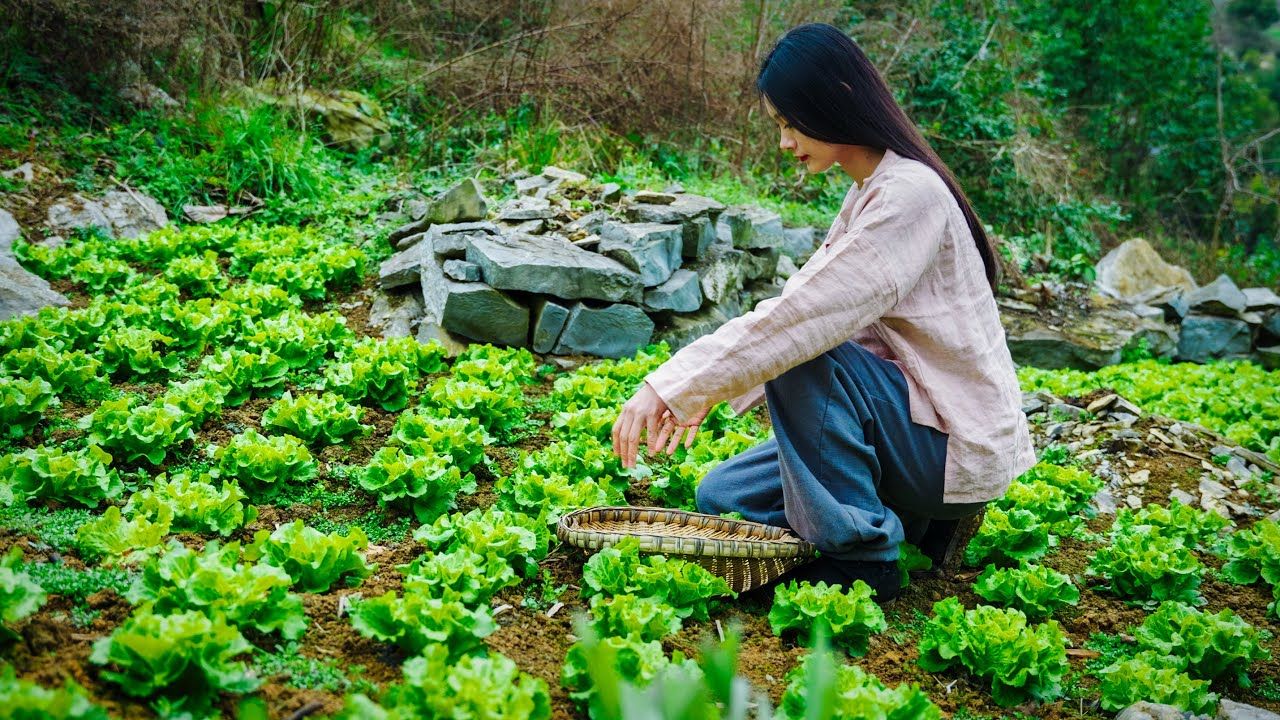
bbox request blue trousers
[696,341,985,562]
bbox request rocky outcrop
[46,190,168,239]
[0,209,69,321]
[1094,238,1197,301]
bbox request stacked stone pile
[375,169,820,357]
[1001,238,1280,371]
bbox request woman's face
[763,96,841,174]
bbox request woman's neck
[838,146,888,188]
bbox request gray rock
[415,320,468,357]
[776,254,800,280]
[1170,488,1198,506]
[689,244,748,305]
[1177,314,1253,363]
[626,195,725,260]
[599,182,622,202]
[395,220,501,252]
[1244,287,1280,313]
[0,254,70,321]
[654,303,736,352]
[465,232,642,303]
[542,166,588,184]
[368,291,424,339]
[515,175,549,196]
[389,220,431,248]
[1226,456,1253,482]
[1092,488,1117,514]
[531,299,571,354]
[1185,273,1248,316]
[1048,403,1087,420]
[740,279,783,310]
[443,259,481,282]
[46,194,110,235]
[553,303,654,358]
[1199,477,1231,500]
[1261,311,1280,341]
[497,197,554,221]
[380,241,435,290]
[1256,345,1280,371]
[644,269,703,313]
[680,216,717,260]
[722,205,784,250]
[426,178,487,224]
[782,226,819,260]
[99,190,168,238]
[634,190,676,205]
[404,196,431,221]
[564,210,611,237]
[0,208,20,254]
[1004,307,1179,370]
[1115,702,1201,720]
[598,221,683,287]
[1150,289,1191,322]
[1218,699,1280,720]
[424,278,528,347]
[743,248,781,281]
[1093,238,1197,301]
[1130,303,1166,321]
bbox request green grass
[0,506,95,552]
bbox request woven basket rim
[557,506,817,560]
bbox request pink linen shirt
[644,148,1036,504]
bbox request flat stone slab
[721,205,784,250]
[1003,306,1178,370]
[0,255,69,321]
[497,197,554,221]
[689,244,748,305]
[466,232,642,303]
[443,259,481,282]
[426,178,487,224]
[598,221,683,287]
[782,226,819,260]
[553,303,654,358]
[1243,287,1280,312]
[644,269,703,313]
[532,299,571,354]
[1185,273,1247,316]
[1177,314,1253,363]
[379,241,434,290]
[422,276,529,347]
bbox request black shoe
[777,557,902,603]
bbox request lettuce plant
[158,378,229,427]
[162,250,224,296]
[197,347,290,406]
[581,537,733,621]
[1096,650,1218,714]
[777,652,941,720]
[0,664,108,720]
[496,470,619,524]
[397,547,519,605]
[414,507,548,577]
[325,358,417,412]
[346,643,550,720]
[238,309,351,371]
[81,397,195,466]
[213,429,318,496]
[518,438,633,500]
[76,506,171,566]
[263,391,369,446]
[354,446,476,523]
[154,297,241,354]
[90,607,260,712]
[1220,519,1280,616]
[769,580,887,655]
[389,412,490,471]
[245,520,374,592]
[964,507,1055,567]
[589,594,683,643]
[126,540,306,640]
[1,547,46,638]
[0,375,55,440]
[1115,499,1233,552]
[562,634,692,718]
[124,472,256,536]
[349,589,495,658]
[917,597,1069,706]
[1133,601,1271,686]
[973,563,1080,620]
[0,445,124,508]
[1087,525,1203,606]
[423,377,525,437]
[2,343,104,397]
[96,326,181,379]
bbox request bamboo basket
[557,506,818,593]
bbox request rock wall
[376,169,817,358]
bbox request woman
[611,23,1035,601]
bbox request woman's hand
[613,383,712,468]
[652,406,711,455]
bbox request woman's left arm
[613,174,949,465]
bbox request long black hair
[757,23,999,292]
